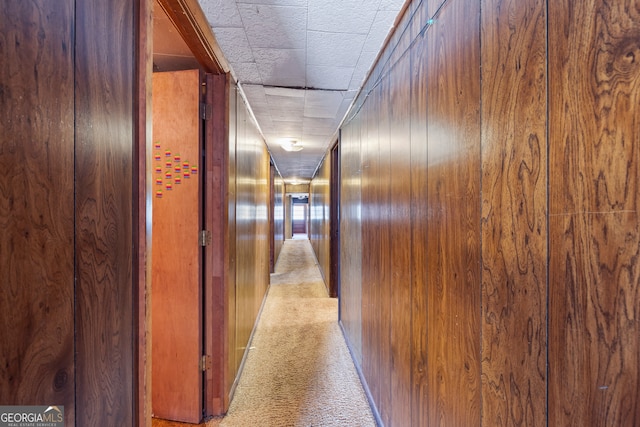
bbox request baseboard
[339,321,383,427]
[227,282,272,404]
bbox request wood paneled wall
[1,0,141,425]
[309,155,332,294]
[548,1,640,425]
[336,0,640,425]
[227,85,271,391]
[0,0,75,419]
[273,172,285,266]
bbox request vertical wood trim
[204,72,230,416]
[136,0,153,425]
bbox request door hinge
[200,230,212,247]
[200,102,212,120]
[200,355,211,372]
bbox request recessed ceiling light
[280,140,303,152]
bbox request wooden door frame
[330,138,340,299]
[137,0,232,424]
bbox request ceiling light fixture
[280,140,303,152]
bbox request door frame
[138,0,232,424]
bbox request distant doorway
[292,196,308,239]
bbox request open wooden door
[151,69,204,423]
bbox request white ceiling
[198,0,406,182]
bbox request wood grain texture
[226,84,238,396]
[204,72,229,416]
[409,3,429,425]
[548,0,640,425]
[480,0,548,425]
[376,75,393,427]
[389,52,413,427]
[339,114,363,364]
[136,0,153,425]
[151,69,203,423]
[74,0,135,424]
[309,155,331,294]
[425,1,481,425]
[273,172,285,265]
[0,1,75,422]
[232,90,271,384]
[361,80,381,412]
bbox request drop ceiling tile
[254,48,306,87]
[379,0,407,11]
[211,27,254,63]
[363,10,399,53]
[201,0,244,27]
[271,119,303,136]
[240,84,268,104]
[238,4,307,49]
[304,90,344,118]
[348,54,376,89]
[306,65,353,90]
[303,117,338,135]
[307,0,378,34]
[231,61,263,84]
[264,86,305,98]
[306,31,366,68]
[238,0,306,5]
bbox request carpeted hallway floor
[154,238,376,427]
[210,239,375,426]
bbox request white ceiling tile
[238,4,307,49]
[306,65,353,90]
[201,0,244,27]
[306,31,366,68]
[254,48,306,87]
[348,54,376,89]
[264,86,305,98]
[231,61,263,84]
[304,90,345,118]
[211,27,254,63]
[379,0,407,11]
[307,0,378,34]
[238,0,307,5]
[362,10,398,53]
[203,0,404,180]
[303,117,338,135]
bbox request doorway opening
[291,194,309,239]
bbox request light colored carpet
[208,239,376,427]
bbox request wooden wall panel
[74,0,136,424]
[425,0,481,424]
[230,88,271,391]
[409,3,429,425]
[548,0,640,425]
[480,0,548,425]
[388,52,413,427]
[226,83,238,396]
[339,116,363,363]
[273,173,285,264]
[309,154,331,294]
[339,0,640,425]
[204,73,229,416]
[0,2,75,423]
[376,75,393,427]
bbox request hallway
[155,239,375,427]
